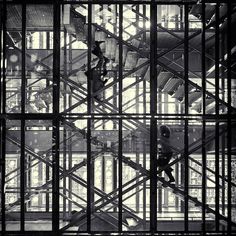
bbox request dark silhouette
[157,125,175,183]
[85,41,110,102]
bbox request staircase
[6,4,236,114]
[3,2,236,232]
[60,3,236,115]
[5,118,236,231]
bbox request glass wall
[0,1,235,235]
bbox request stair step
[187,91,202,106]
[172,84,195,102]
[191,97,214,113]
[98,212,119,228]
[125,217,139,227]
[157,72,172,90]
[122,212,141,226]
[191,102,201,113]
[40,93,53,104]
[135,58,149,77]
[206,104,223,114]
[7,120,234,228]
[189,4,202,19]
[190,4,215,22]
[172,84,185,101]
[105,37,117,60]
[144,65,161,82]
[209,5,228,26]
[34,97,47,110]
[206,104,215,114]
[124,51,138,70]
[162,78,182,95]
[207,212,216,220]
[115,45,128,65]
[205,5,217,22]
[131,38,140,48]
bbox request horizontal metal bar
[3,1,198,5]
[2,113,236,120]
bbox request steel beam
[227,1,232,233]
[86,6,92,226]
[52,0,60,232]
[184,5,189,231]
[20,3,26,232]
[118,3,123,232]
[150,1,157,233]
[0,0,6,233]
[0,118,6,232]
[6,121,236,231]
[215,3,220,231]
[91,22,236,113]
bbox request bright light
[138,21,150,29]
[145,21,151,28]
[138,21,143,28]
[9,54,18,63]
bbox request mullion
[68,34,73,214]
[118,3,123,233]
[215,2,220,231]
[184,119,189,232]
[87,3,92,114]
[20,119,25,232]
[201,1,206,233]
[52,0,60,233]
[119,4,123,114]
[0,119,6,232]
[227,1,232,233]
[150,1,157,233]
[184,4,189,232]
[20,3,26,232]
[118,119,122,232]
[63,26,68,218]
[1,1,6,232]
[221,14,226,221]
[86,5,92,229]
[52,2,61,114]
[86,118,92,232]
[1,1,234,234]
[2,0,6,115]
[21,3,26,114]
[52,118,60,232]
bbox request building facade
[0,0,236,235]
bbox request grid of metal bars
[0,0,235,235]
